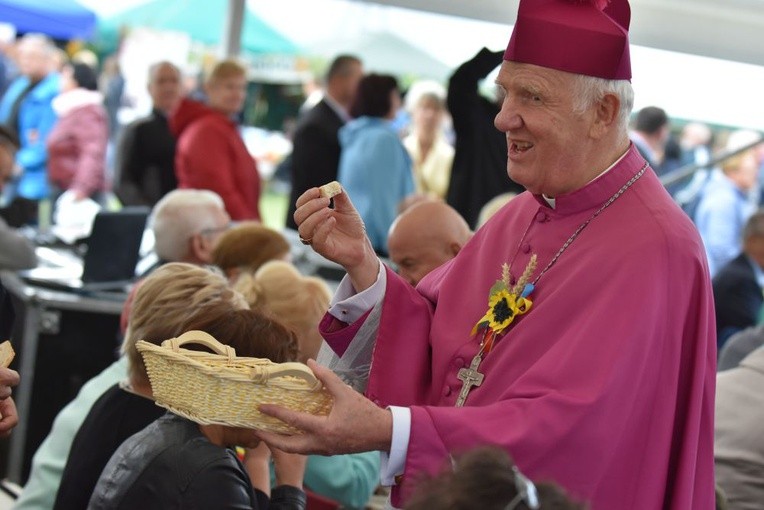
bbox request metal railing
[659,136,764,190]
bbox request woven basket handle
[162,330,236,363]
[252,362,323,390]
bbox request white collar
[323,94,351,122]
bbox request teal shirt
[270,451,380,509]
[304,452,380,509]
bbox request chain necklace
[530,161,649,285]
[455,161,649,407]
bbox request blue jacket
[694,169,755,277]
[338,116,413,254]
[0,73,60,199]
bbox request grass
[260,185,289,230]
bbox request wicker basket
[136,330,333,434]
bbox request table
[1,271,126,484]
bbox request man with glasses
[115,61,183,208]
[0,125,36,270]
[149,188,231,266]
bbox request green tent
[97,0,299,55]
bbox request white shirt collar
[323,94,351,122]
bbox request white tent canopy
[364,0,764,68]
[245,0,764,130]
[310,30,452,82]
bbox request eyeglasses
[199,223,231,237]
[505,465,540,510]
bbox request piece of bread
[319,181,342,199]
[0,341,14,368]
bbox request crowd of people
[0,0,763,508]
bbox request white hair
[150,189,225,261]
[147,60,181,86]
[0,23,16,45]
[405,80,446,113]
[572,75,634,135]
[726,129,763,153]
[17,33,56,57]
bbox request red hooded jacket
[171,98,261,221]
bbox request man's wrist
[348,249,380,293]
[380,406,411,485]
[372,408,394,453]
[274,476,303,490]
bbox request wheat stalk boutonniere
[470,255,537,353]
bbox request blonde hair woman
[87,263,306,509]
[695,129,763,276]
[15,262,247,509]
[233,261,381,508]
[52,263,255,509]
[122,263,246,382]
[234,260,330,362]
[403,80,454,200]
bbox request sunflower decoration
[471,255,537,353]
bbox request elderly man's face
[193,207,231,264]
[16,42,50,80]
[148,64,182,113]
[413,96,445,135]
[494,61,597,196]
[732,151,760,192]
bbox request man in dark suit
[114,61,182,207]
[285,55,363,230]
[713,209,764,350]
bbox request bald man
[387,200,472,286]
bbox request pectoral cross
[455,353,484,407]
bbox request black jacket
[54,383,166,510]
[713,253,763,350]
[286,99,344,230]
[446,47,524,228]
[114,109,177,207]
[88,413,306,510]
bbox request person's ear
[189,233,213,264]
[590,93,620,139]
[448,242,462,257]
